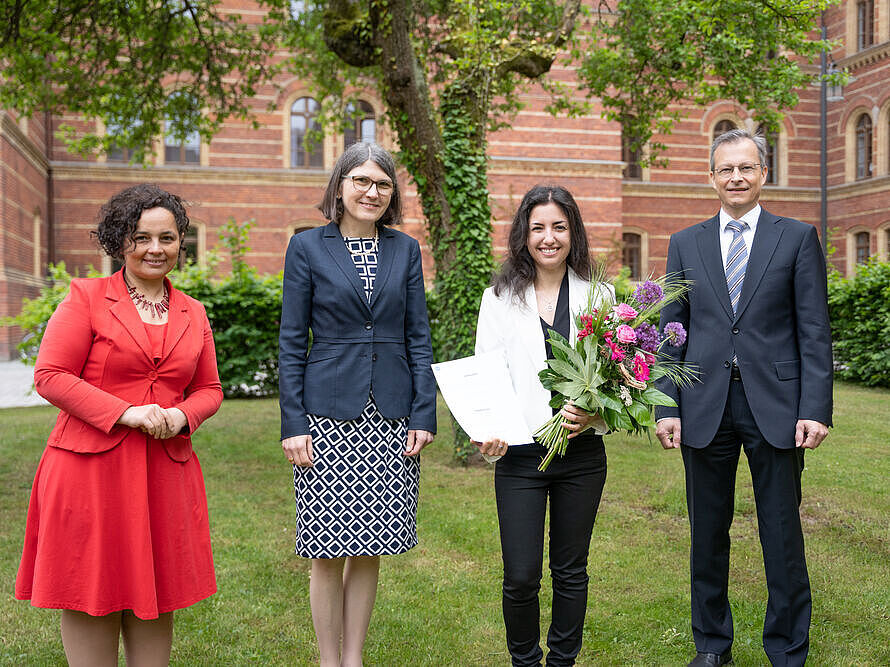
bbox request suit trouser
[682,378,810,667]
[494,438,606,667]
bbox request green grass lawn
[1,382,888,665]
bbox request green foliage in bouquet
[534,270,698,471]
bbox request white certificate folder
[431,350,534,446]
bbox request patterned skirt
[294,394,419,558]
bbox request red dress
[15,272,223,619]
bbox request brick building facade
[2,0,889,359]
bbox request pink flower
[615,324,637,344]
[613,303,638,321]
[633,353,650,381]
[577,313,594,340]
[643,352,656,364]
[602,331,626,361]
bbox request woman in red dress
[15,184,223,666]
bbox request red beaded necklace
[124,274,169,319]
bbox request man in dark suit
[655,129,833,667]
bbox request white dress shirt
[719,204,760,267]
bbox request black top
[539,270,599,445]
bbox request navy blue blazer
[279,222,437,439]
[655,209,833,448]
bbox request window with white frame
[856,114,873,180]
[622,232,642,281]
[291,97,323,168]
[344,101,376,147]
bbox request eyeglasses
[713,163,763,179]
[343,175,394,195]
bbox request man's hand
[656,418,682,450]
[795,419,828,449]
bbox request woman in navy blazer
[279,143,436,666]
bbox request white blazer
[474,269,615,440]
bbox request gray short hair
[710,128,768,171]
[318,142,402,227]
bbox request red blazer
[34,271,223,462]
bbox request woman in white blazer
[474,185,613,666]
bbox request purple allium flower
[634,323,660,352]
[663,321,687,347]
[632,280,664,306]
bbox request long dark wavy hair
[317,142,402,227]
[93,184,189,260]
[492,185,592,301]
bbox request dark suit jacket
[655,208,833,448]
[278,222,437,440]
[34,271,223,462]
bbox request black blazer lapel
[733,209,784,320]
[322,221,372,316]
[369,227,396,309]
[694,216,734,320]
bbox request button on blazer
[34,272,224,462]
[654,209,833,448]
[279,222,437,439]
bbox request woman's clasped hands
[118,404,188,440]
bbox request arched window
[857,0,874,50]
[621,128,642,180]
[291,97,323,168]
[164,123,200,164]
[180,225,200,265]
[622,232,642,281]
[344,101,376,147]
[106,121,137,162]
[855,231,870,264]
[856,114,873,180]
[757,125,778,185]
[712,119,737,140]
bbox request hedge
[827,259,890,388]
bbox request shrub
[2,220,284,398]
[828,259,890,387]
[0,263,102,362]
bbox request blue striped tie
[725,220,748,314]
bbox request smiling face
[525,202,571,273]
[709,138,767,219]
[123,207,181,287]
[339,159,393,231]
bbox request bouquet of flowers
[535,271,697,471]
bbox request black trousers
[494,436,607,666]
[682,378,810,667]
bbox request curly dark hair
[492,184,592,302]
[93,184,190,259]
